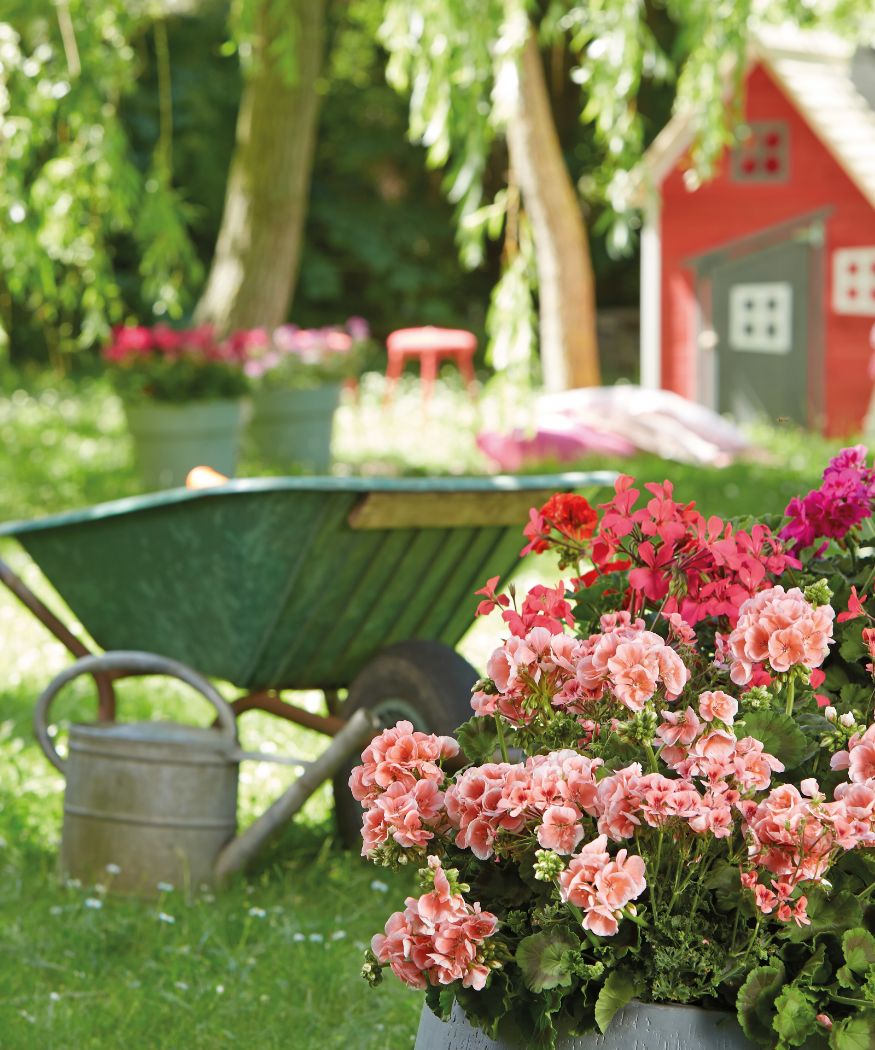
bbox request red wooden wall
[659,62,875,435]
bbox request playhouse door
[711,239,810,425]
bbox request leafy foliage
[0,2,203,359]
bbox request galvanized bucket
[34,651,373,895]
[415,1002,757,1050]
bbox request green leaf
[454,970,512,1041]
[839,630,868,664]
[830,1012,875,1050]
[843,928,875,975]
[737,962,786,1043]
[594,969,638,1034]
[515,929,579,993]
[704,861,743,911]
[836,965,858,989]
[455,716,499,766]
[772,986,817,1046]
[840,684,873,710]
[798,944,830,986]
[740,712,808,769]
[785,888,863,943]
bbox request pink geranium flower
[536,805,584,854]
[726,586,834,685]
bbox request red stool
[385,326,477,403]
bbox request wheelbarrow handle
[33,650,239,773]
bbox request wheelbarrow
[0,472,613,890]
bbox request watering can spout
[214,708,376,884]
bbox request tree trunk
[195,0,327,333]
[505,31,600,390]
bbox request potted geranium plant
[237,318,370,473]
[105,324,248,489]
[352,450,875,1050]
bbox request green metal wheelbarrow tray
[0,472,613,881]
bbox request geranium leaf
[839,630,868,664]
[772,985,816,1046]
[737,962,786,1043]
[515,929,579,993]
[830,1012,875,1050]
[840,684,873,709]
[836,965,858,989]
[740,712,807,769]
[842,928,875,975]
[785,888,862,943]
[798,944,830,986]
[594,969,638,1034]
[455,716,500,766]
[454,970,512,1041]
[704,861,742,911]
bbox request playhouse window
[728,282,793,353]
[832,247,875,316]
[731,122,789,182]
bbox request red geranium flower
[540,494,598,543]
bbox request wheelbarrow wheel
[333,640,478,850]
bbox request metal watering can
[34,651,373,896]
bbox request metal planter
[124,398,245,490]
[250,383,342,472]
[415,1001,757,1050]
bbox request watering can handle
[33,650,239,773]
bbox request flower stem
[495,715,510,763]
[784,675,796,717]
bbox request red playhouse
[637,27,875,434]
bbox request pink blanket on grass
[477,386,751,471]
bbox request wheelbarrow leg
[215,708,376,883]
[229,691,346,736]
[0,556,117,721]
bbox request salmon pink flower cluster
[474,612,691,723]
[558,836,647,937]
[370,857,498,990]
[575,622,689,712]
[739,871,810,927]
[350,721,458,856]
[830,722,875,785]
[739,784,837,885]
[726,586,834,685]
[443,751,602,860]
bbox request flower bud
[533,848,566,882]
[803,580,833,607]
[824,706,837,722]
[840,712,857,728]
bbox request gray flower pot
[124,399,245,490]
[415,1001,757,1050]
[250,383,341,472]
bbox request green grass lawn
[0,367,844,1048]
